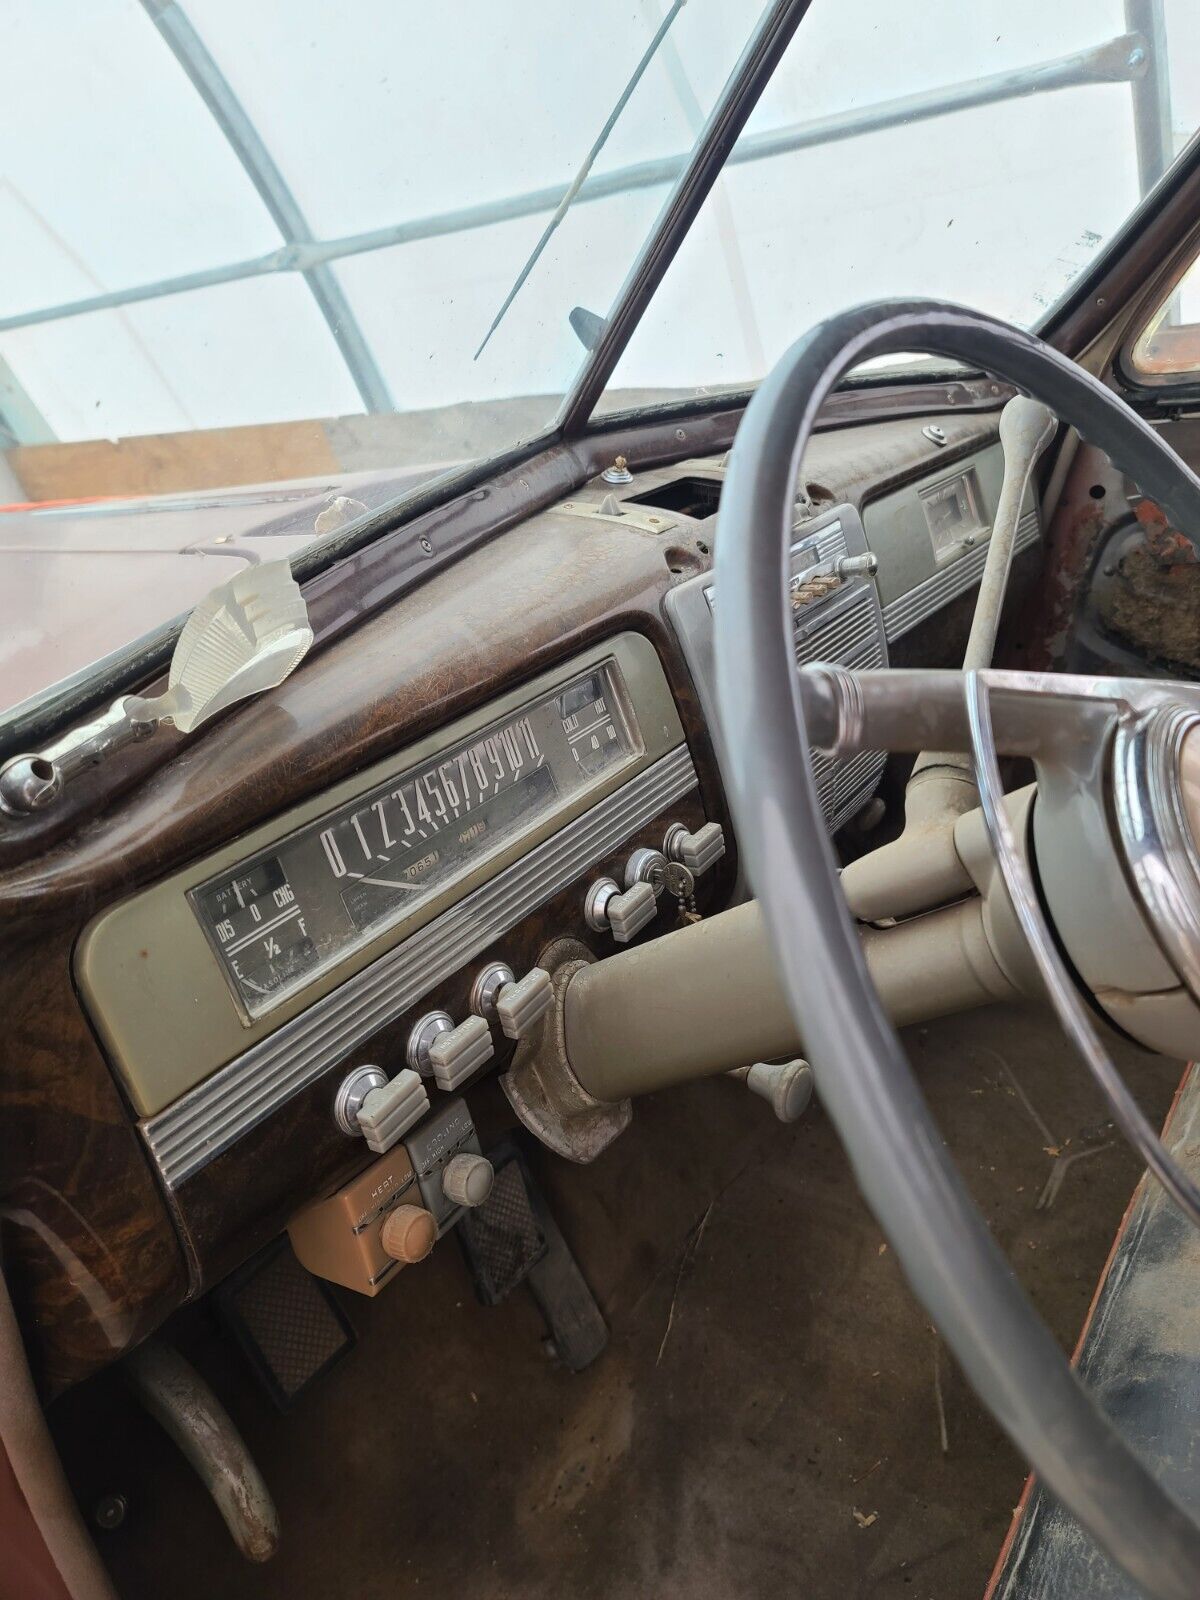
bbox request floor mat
[51,1006,1182,1600]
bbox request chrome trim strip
[797,581,887,829]
[1113,706,1200,1006]
[144,745,699,1187]
[883,509,1039,639]
[791,519,848,566]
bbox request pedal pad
[459,1141,607,1372]
[457,1143,548,1305]
[526,1209,608,1374]
[216,1238,355,1411]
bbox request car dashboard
[0,401,1039,1391]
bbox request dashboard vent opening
[627,476,722,521]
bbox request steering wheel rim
[714,299,1200,1599]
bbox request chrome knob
[584,876,657,943]
[470,963,553,1040]
[333,1065,386,1135]
[406,1011,453,1077]
[835,551,878,579]
[470,962,515,1019]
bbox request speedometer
[190,662,636,1019]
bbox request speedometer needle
[358,874,421,893]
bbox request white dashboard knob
[744,1060,813,1124]
[665,821,725,875]
[356,1068,430,1154]
[441,1152,494,1209]
[428,1014,494,1092]
[495,967,553,1040]
[584,876,657,943]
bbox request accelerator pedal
[216,1238,355,1411]
[458,1141,608,1371]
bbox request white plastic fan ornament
[126,561,314,733]
[0,560,314,815]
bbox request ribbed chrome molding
[883,509,1039,640]
[797,580,887,830]
[144,745,699,1187]
[794,519,848,566]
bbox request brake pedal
[458,1141,607,1371]
[457,1143,547,1303]
[216,1238,355,1411]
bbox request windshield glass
[0,0,767,721]
[599,0,1200,409]
[4,1,1200,727]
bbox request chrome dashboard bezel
[142,742,699,1186]
[75,632,684,1118]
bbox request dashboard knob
[407,1011,453,1077]
[334,1065,429,1154]
[664,820,725,876]
[427,1014,494,1092]
[380,1203,437,1264]
[442,1152,494,1209]
[584,876,657,943]
[737,1059,814,1124]
[470,962,515,1019]
[835,551,878,578]
[356,1068,430,1154]
[495,967,553,1040]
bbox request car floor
[51,1004,1182,1600]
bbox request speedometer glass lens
[189,661,638,1020]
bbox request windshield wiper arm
[473,0,689,361]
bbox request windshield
[3,0,1200,726]
[0,0,768,721]
[600,0,1200,409]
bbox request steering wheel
[714,301,1200,1599]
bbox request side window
[1128,254,1200,384]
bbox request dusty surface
[1095,523,1200,673]
[51,1006,1181,1600]
[993,1066,1200,1598]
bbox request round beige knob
[442,1153,494,1209]
[380,1204,436,1264]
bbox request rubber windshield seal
[713,297,1200,1600]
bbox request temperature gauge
[558,671,623,777]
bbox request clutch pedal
[216,1237,355,1411]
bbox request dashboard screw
[94,1493,127,1531]
[419,535,433,555]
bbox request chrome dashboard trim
[142,743,699,1187]
[882,508,1039,639]
[1113,705,1200,1006]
